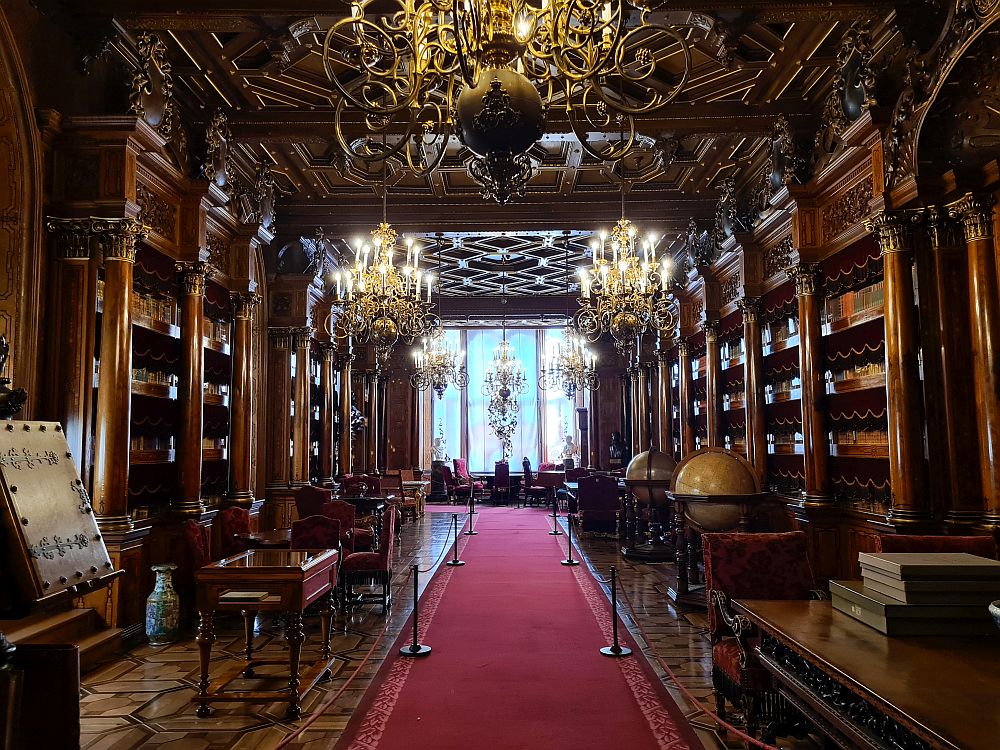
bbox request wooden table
[194,548,339,720]
[235,528,291,549]
[336,496,387,547]
[733,598,1000,750]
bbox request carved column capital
[91,218,149,262]
[865,211,922,255]
[269,326,294,350]
[925,207,964,250]
[785,262,822,297]
[317,342,338,361]
[948,193,996,242]
[291,326,314,350]
[677,339,690,357]
[45,217,95,260]
[703,319,720,343]
[230,291,262,319]
[176,261,208,296]
[737,296,762,322]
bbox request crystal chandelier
[540,327,598,399]
[483,335,527,461]
[411,328,470,398]
[333,196,438,366]
[322,1,692,203]
[575,188,676,360]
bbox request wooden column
[44,219,99,479]
[655,333,674,453]
[787,263,829,500]
[227,292,260,505]
[704,320,723,447]
[265,327,293,492]
[91,219,146,533]
[677,340,696,457]
[927,209,981,526]
[290,327,314,487]
[366,371,378,472]
[867,212,931,523]
[637,363,652,452]
[951,194,1000,528]
[176,262,207,515]
[588,384,601,468]
[317,342,337,486]
[627,366,640,457]
[337,344,353,476]
[739,297,767,482]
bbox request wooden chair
[520,458,550,507]
[875,534,998,558]
[340,506,397,613]
[290,515,342,550]
[453,457,485,500]
[439,464,458,504]
[322,499,375,553]
[702,531,820,740]
[493,461,512,505]
[575,474,619,535]
[216,506,251,559]
[294,485,332,521]
[341,475,382,496]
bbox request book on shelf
[858,552,1000,580]
[830,580,996,636]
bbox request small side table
[193,548,339,720]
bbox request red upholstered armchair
[575,474,619,534]
[216,506,251,559]
[322,499,375,553]
[295,485,332,520]
[340,506,397,613]
[520,458,550,507]
[702,531,819,739]
[875,534,998,558]
[453,458,485,500]
[290,515,342,550]
[538,462,558,471]
[341,474,382,496]
[493,461,512,505]
[439,465,458,503]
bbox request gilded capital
[785,262,822,297]
[230,291,262,320]
[91,218,149,263]
[45,217,94,260]
[268,326,294,350]
[737,296,761,323]
[291,326,314,350]
[703,319,720,343]
[865,211,922,255]
[318,342,338,361]
[677,339,690,357]
[948,193,996,243]
[925,207,963,251]
[176,261,208,296]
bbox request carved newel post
[227,292,261,505]
[787,263,829,500]
[176,262,207,515]
[92,219,147,532]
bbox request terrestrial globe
[625,446,676,507]
[670,447,761,531]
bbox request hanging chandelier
[333,209,438,366]
[575,187,677,360]
[322,1,692,204]
[411,327,470,398]
[483,335,527,461]
[540,327,598,399]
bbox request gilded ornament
[230,292,262,320]
[175,262,207,296]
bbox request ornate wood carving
[822,179,874,243]
[129,33,176,139]
[135,183,176,241]
[764,237,794,279]
[720,272,741,305]
[205,233,231,277]
[202,109,231,189]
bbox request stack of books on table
[830,553,1000,636]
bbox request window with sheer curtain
[429,327,585,473]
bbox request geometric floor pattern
[80,507,817,750]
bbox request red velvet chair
[453,458,485,499]
[702,531,819,739]
[575,474,619,534]
[341,474,382,496]
[875,534,998,558]
[294,485,332,520]
[181,519,212,575]
[216,506,251,559]
[340,506,397,613]
[290,515,342,550]
[439,465,458,504]
[493,461,512,505]
[538,462,558,472]
[322,499,375,553]
[520,458,550,507]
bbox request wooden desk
[194,548,339,720]
[733,599,1000,750]
[236,528,291,549]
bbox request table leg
[242,610,255,677]
[285,611,305,720]
[320,591,334,663]
[196,611,216,718]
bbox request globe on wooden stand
[622,446,676,562]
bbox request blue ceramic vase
[145,563,180,646]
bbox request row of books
[130,435,174,451]
[202,437,227,450]
[762,318,798,346]
[832,553,1000,636]
[204,382,229,396]
[827,360,886,382]
[825,281,884,323]
[132,293,177,325]
[206,318,230,345]
[132,368,178,386]
[830,429,889,445]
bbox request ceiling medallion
[575,187,677,361]
[322,0,693,204]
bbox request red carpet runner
[334,508,702,750]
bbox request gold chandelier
[333,214,438,366]
[575,195,676,360]
[483,335,527,461]
[322,0,692,203]
[411,328,470,398]
[540,327,598,399]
